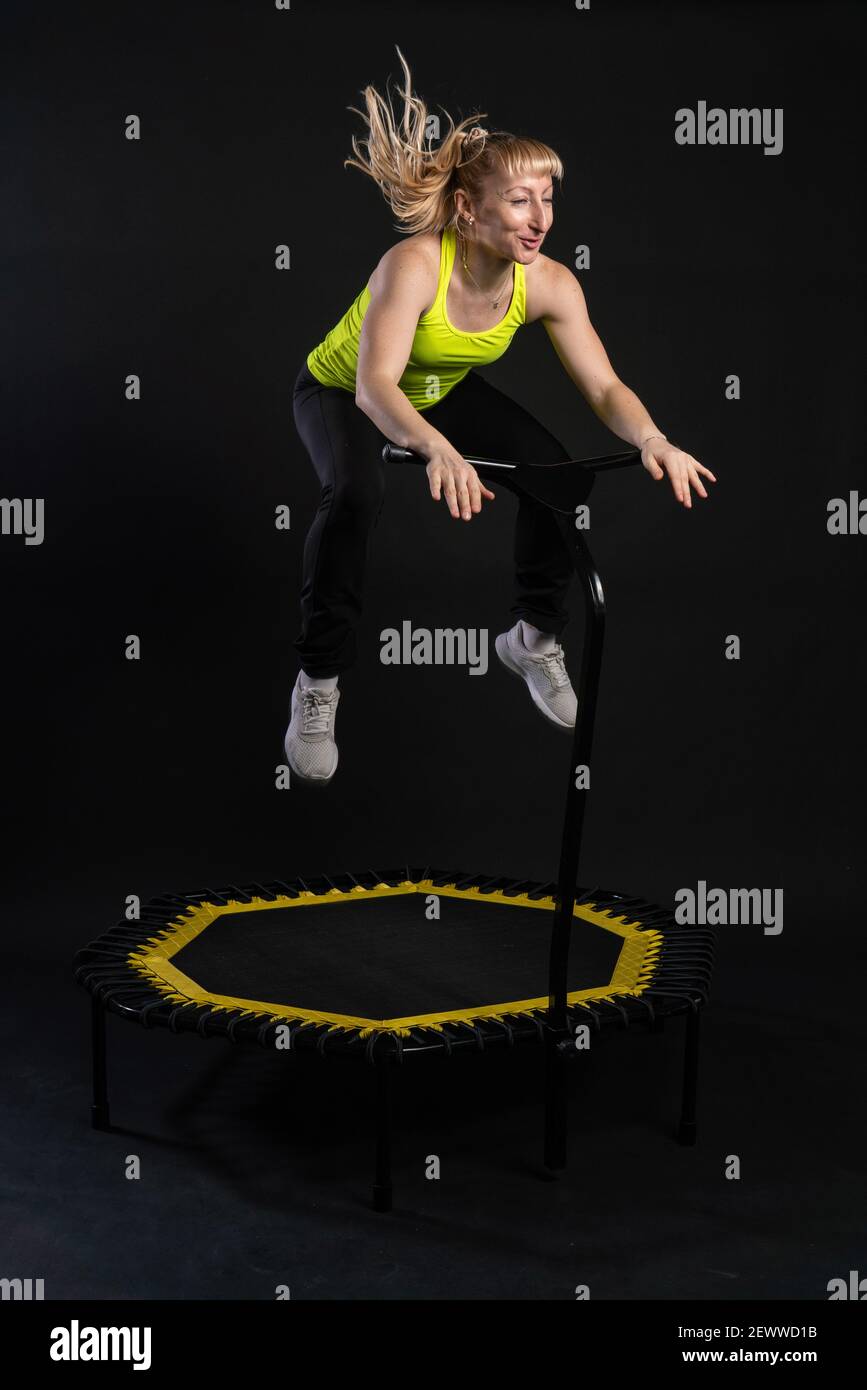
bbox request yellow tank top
[305,225,526,411]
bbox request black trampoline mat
[170,892,625,1019]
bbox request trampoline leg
[677,1006,700,1146]
[372,1061,393,1213]
[91,997,110,1131]
[543,1039,568,1172]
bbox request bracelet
[640,433,667,449]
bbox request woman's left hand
[641,438,717,509]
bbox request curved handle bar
[381,443,642,473]
[381,442,643,514]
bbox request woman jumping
[286,47,716,786]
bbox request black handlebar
[381,444,642,473]
[380,443,643,514]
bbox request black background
[2,0,865,1302]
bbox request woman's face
[463,171,554,262]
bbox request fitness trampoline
[74,443,714,1211]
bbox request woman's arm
[535,260,716,508]
[355,242,495,521]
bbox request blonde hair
[344,46,564,236]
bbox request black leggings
[292,361,575,678]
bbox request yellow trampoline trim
[127,880,663,1037]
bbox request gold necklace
[458,232,514,309]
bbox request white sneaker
[495,622,577,731]
[283,675,340,785]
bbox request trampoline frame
[74,443,714,1212]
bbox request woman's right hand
[423,441,496,521]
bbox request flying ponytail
[344,46,563,236]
